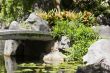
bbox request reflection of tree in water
[4,56,17,73]
[0,56,6,73]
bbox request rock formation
[78,39,110,73]
[83,39,110,65]
[25,12,50,32]
[77,23,110,72]
[4,12,50,56]
[8,13,50,32]
[58,36,70,50]
[43,51,64,65]
[43,36,70,65]
[4,40,19,56]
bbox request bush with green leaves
[52,20,99,63]
[0,0,36,23]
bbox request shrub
[51,19,99,63]
[37,10,97,27]
[66,24,98,62]
[38,11,99,63]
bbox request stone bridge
[0,30,53,61]
[0,30,53,41]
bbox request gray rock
[25,13,50,32]
[4,40,19,56]
[4,56,17,73]
[43,41,65,65]
[9,21,19,30]
[83,39,110,66]
[58,36,70,50]
[43,51,64,65]
[49,36,70,52]
[92,25,110,38]
[25,13,39,23]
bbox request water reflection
[0,55,37,73]
[4,56,40,73]
[4,56,17,73]
[0,55,6,73]
[0,55,76,73]
[0,54,77,73]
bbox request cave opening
[14,40,52,62]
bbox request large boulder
[83,39,110,66]
[79,39,110,73]
[25,12,50,32]
[43,36,70,65]
[43,41,65,65]
[9,13,50,32]
[43,51,64,65]
[4,40,19,56]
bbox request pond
[0,40,80,73]
[0,55,80,73]
[0,55,81,73]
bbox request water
[0,40,78,73]
[0,54,78,73]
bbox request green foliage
[38,10,97,27]
[0,56,5,73]
[52,19,98,63]
[0,0,109,25]
[72,0,110,16]
[66,25,98,62]
[0,0,36,23]
[50,11,98,63]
